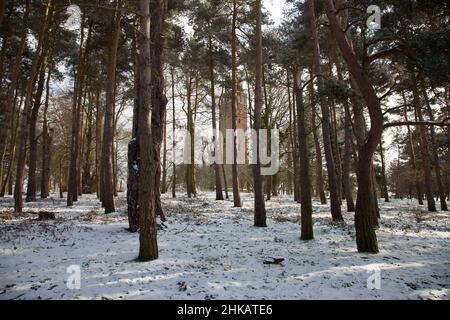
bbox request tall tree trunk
[342,99,355,211]
[171,67,176,198]
[1,91,23,197]
[379,140,389,202]
[402,92,423,204]
[26,51,50,202]
[309,0,343,221]
[287,71,295,196]
[138,0,158,262]
[420,77,448,211]
[209,30,224,201]
[0,0,29,192]
[101,2,121,213]
[161,109,168,194]
[67,14,89,206]
[309,66,327,204]
[41,65,52,198]
[253,0,267,227]
[14,0,51,213]
[231,2,242,207]
[294,66,313,240]
[150,0,168,220]
[127,18,140,232]
[412,73,436,212]
[95,87,102,199]
[325,0,380,253]
[186,75,195,198]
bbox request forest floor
[0,192,449,300]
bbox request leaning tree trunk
[138,0,158,262]
[325,0,381,253]
[253,0,267,227]
[101,3,121,214]
[294,67,313,240]
[308,0,343,221]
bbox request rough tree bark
[101,2,121,213]
[253,0,267,227]
[127,19,140,232]
[138,0,158,262]
[41,65,52,198]
[294,67,313,240]
[150,0,168,221]
[379,140,389,202]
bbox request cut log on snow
[38,211,56,220]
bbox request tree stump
[38,211,55,220]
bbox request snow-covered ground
[0,192,448,300]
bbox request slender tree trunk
[309,0,342,221]
[101,3,121,213]
[253,0,267,227]
[27,55,49,202]
[379,140,389,202]
[412,73,436,212]
[150,0,168,220]
[309,66,327,204]
[14,0,51,213]
[41,65,52,198]
[294,67,313,240]
[138,0,158,262]
[1,91,23,197]
[171,67,176,198]
[231,2,242,207]
[402,92,423,204]
[95,88,102,198]
[127,19,140,232]
[0,0,29,191]
[287,71,295,196]
[67,14,89,206]
[420,78,448,211]
[342,99,355,211]
[161,109,168,194]
[209,30,224,201]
